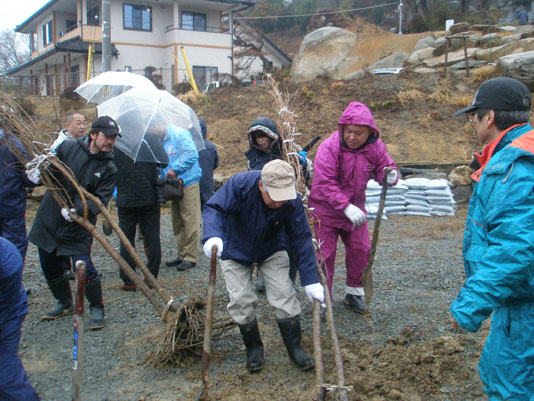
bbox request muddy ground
[20,205,489,401]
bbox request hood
[248,117,279,151]
[199,118,207,140]
[338,102,380,138]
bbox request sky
[1,0,49,31]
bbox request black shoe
[42,300,74,320]
[65,270,75,281]
[176,260,196,271]
[344,294,370,316]
[277,316,315,371]
[85,277,106,330]
[165,257,182,267]
[320,306,327,323]
[88,305,106,330]
[119,282,137,292]
[238,319,264,373]
[42,276,74,320]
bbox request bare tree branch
[0,30,29,74]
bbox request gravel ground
[20,204,488,401]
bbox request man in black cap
[27,116,119,330]
[450,77,534,400]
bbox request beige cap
[261,159,297,201]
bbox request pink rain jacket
[309,102,397,230]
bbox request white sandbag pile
[365,177,456,218]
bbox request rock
[407,47,435,65]
[519,37,534,51]
[449,60,487,70]
[499,33,522,45]
[368,53,407,70]
[433,36,464,56]
[424,48,478,68]
[472,24,501,34]
[413,35,436,50]
[478,33,501,47]
[516,25,534,37]
[290,27,359,83]
[497,25,517,32]
[475,41,520,61]
[497,51,534,90]
[413,67,439,74]
[449,22,471,34]
[448,165,473,186]
[388,389,404,400]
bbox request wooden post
[443,37,450,78]
[463,36,469,77]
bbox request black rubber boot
[277,316,315,371]
[238,319,264,373]
[344,294,370,316]
[42,276,74,320]
[85,277,105,330]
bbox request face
[90,132,117,153]
[254,133,272,150]
[343,124,371,150]
[258,181,288,209]
[66,114,86,139]
[467,110,495,145]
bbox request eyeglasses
[466,113,476,123]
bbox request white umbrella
[74,71,157,104]
[97,87,204,164]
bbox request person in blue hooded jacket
[451,77,534,400]
[151,120,202,271]
[0,237,40,401]
[202,159,324,373]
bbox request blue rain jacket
[202,170,320,286]
[450,123,534,400]
[160,124,201,187]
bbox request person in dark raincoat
[202,160,324,373]
[451,77,534,400]
[0,237,40,401]
[198,118,219,210]
[27,116,119,330]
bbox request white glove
[26,168,41,184]
[304,283,325,304]
[385,168,398,185]
[343,204,365,226]
[61,208,76,223]
[203,237,223,257]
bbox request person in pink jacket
[309,102,398,316]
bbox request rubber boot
[85,277,105,330]
[42,276,74,320]
[238,319,264,372]
[277,316,315,371]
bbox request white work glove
[343,204,365,226]
[385,168,398,185]
[61,208,76,223]
[203,237,223,258]
[26,167,41,184]
[304,283,325,304]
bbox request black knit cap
[455,77,531,116]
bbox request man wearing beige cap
[202,159,324,373]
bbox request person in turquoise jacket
[451,77,534,400]
[152,122,202,271]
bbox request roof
[7,37,119,75]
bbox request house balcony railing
[164,24,230,34]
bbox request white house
[8,0,261,95]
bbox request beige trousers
[220,250,301,325]
[170,182,201,263]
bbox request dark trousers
[38,248,98,282]
[0,312,40,401]
[0,216,28,260]
[200,191,214,212]
[117,204,161,285]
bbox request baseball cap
[261,159,297,201]
[90,116,122,137]
[455,77,531,116]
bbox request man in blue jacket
[0,237,40,401]
[154,122,202,271]
[451,77,534,400]
[203,159,324,373]
[0,130,35,259]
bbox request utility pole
[398,1,403,35]
[102,0,111,72]
[230,10,234,77]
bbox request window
[42,20,52,46]
[124,4,152,31]
[70,65,80,87]
[181,12,206,32]
[192,66,217,89]
[87,0,99,26]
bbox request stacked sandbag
[365,177,456,217]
